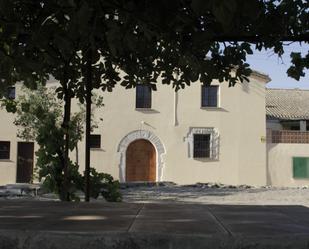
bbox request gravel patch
[121,184,309,207]
[2,182,309,206]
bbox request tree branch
[209,34,309,42]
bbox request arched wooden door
[126,139,156,182]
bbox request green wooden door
[293,157,309,178]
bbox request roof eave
[250,70,271,83]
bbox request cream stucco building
[0,72,273,186]
[266,89,309,187]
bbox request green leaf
[150,84,157,91]
[191,0,211,15]
[212,0,237,29]
[241,43,253,55]
[21,103,30,112]
[5,100,17,113]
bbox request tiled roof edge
[266,88,309,91]
[250,70,271,83]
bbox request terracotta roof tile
[266,88,309,120]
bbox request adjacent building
[266,89,309,187]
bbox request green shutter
[293,157,309,178]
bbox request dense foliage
[0,0,308,95]
[86,168,122,202]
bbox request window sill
[135,108,152,111]
[200,107,228,112]
[90,148,103,151]
[0,159,13,163]
[135,108,159,113]
[193,157,219,162]
[200,106,221,109]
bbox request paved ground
[1,200,309,249]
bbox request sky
[246,43,309,89]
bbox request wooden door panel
[126,139,156,182]
[16,142,34,183]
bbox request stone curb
[1,230,309,249]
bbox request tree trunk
[75,144,79,166]
[57,149,67,201]
[61,87,71,201]
[85,49,93,202]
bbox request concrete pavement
[1,201,309,248]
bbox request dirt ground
[2,183,309,207]
[121,185,309,207]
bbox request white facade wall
[0,109,18,185]
[74,76,267,186]
[0,75,268,186]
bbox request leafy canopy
[0,0,308,97]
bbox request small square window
[90,135,101,149]
[0,141,10,159]
[293,157,309,178]
[186,128,219,160]
[193,134,210,158]
[136,85,152,108]
[7,87,16,99]
[201,85,218,107]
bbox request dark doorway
[16,142,34,183]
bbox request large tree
[1,0,308,93]
[0,0,308,201]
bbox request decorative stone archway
[117,130,166,182]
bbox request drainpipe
[174,72,179,126]
[174,91,178,126]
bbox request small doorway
[126,139,156,182]
[16,142,34,183]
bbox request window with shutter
[185,127,220,160]
[136,85,152,108]
[201,85,218,107]
[0,141,10,159]
[90,135,101,149]
[193,134,210,158]
[7,87,16,100]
